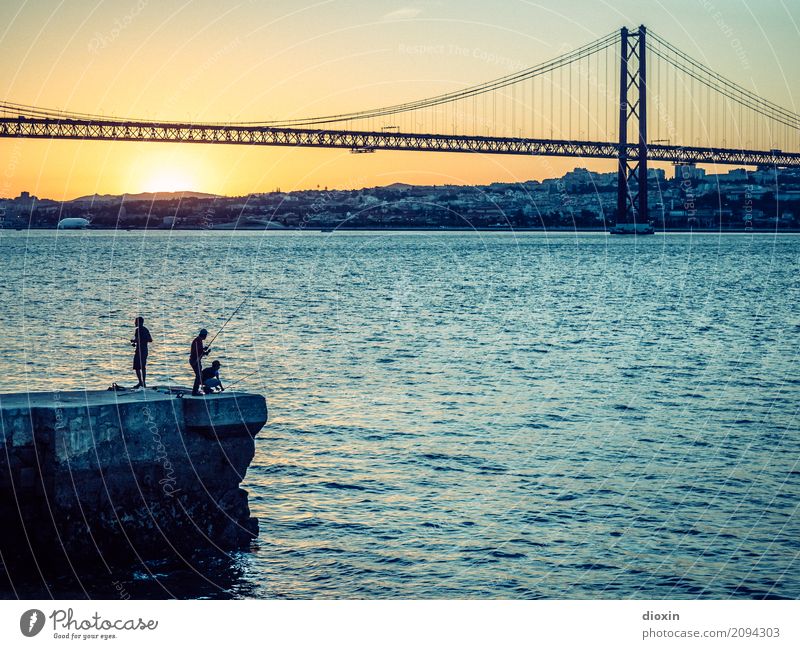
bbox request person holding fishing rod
[189,328,210,396]
[131,316,153,389]
[189,296,248,396]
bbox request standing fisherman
[189,328,210,396]
[190,296,247,395]
[131,316,153,389]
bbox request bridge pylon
[615,25,650,234]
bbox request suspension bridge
[2,25,799,231]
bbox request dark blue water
[3,230,799,598]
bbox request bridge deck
[2,117,799,168]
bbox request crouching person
[201,360,225,393]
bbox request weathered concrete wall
[0,388,267,579]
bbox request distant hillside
[381,183,414,190]
[69,191,220,203]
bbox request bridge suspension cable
[2,31,619,130]
[239,32,619,127]
[649,30,799,128]
[647,29,800,152]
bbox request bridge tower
[615,25,650,233]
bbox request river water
[2,230,799,598]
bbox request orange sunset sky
[1,0,799,200]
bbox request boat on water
[609,222,655,235]
[57,217,91,229]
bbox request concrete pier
[0,387,267,579]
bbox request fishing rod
[206,295,248,349]
[224,368,261,390]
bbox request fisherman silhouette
[201,360,224,393]
[131,316,153,389]
[189,328,210,396]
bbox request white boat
[57,217,90,229]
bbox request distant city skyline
[1,0,799,199]
[5,163,797,235]
[0,163,712,202]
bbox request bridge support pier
[615,25,650,234]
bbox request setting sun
[126,147,211,195]
[142,167,196,193]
